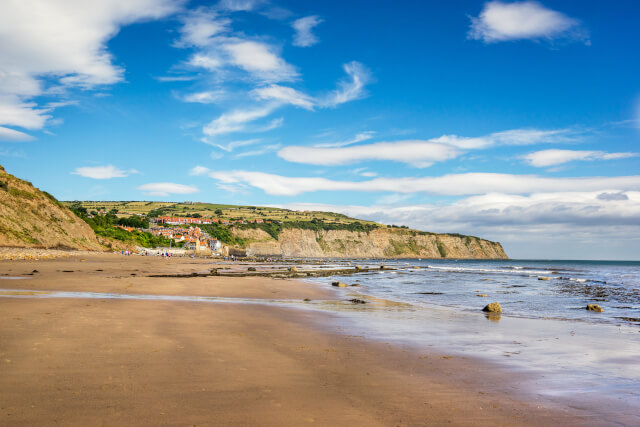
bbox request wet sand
[0,253,604,425]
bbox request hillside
[0,166,102,250]
[66,200,507,259]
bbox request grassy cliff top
[61,200,380,226]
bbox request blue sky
[1,0,639,259]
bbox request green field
[61,201,381,226]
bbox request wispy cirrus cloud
[278,127,584,167]
[202,105,279,137]
[279,140,460,168]
[207,170,640,196]
[292,15,323,47]
[315,131,376,148]
[181,90,226,104]
[137,182,199,196]
[468,1,589,44]
[72,165,141,180]
[252,84,315,110]
[320,61,371,107]
[523,149,637,167]
[0,126,34,142]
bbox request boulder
[355,265,363,270]
[538,277,551,281]
[247,267,256,271]
[348,298,367,304]
[476,294,489,297]
[586,304,604,312]
[288,267,298,272]
[482,302,502,313]
[331,281,349,287]
[350,283,360,287]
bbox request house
[209,239,222,251]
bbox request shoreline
[0,253,635,425]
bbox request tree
[214,209,223,216]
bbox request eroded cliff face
[232,227,507,259]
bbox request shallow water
[307,258,640,326]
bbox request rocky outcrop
[0,165,102,250]
[233,227,507,259]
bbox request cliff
[0,166,102,250]
[231,227,507,259]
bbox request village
[112,214,281,256]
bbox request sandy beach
[0,253,611,425]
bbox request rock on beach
[482,302,502,313]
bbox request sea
[304,258,640,420]
[312,258,640,326]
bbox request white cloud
[203,105,278,136]
[72,165,139,180]
[205,138,262,152]
[208,170,640,197]
[137,182,199,196]
[468,1,588,44]
[182,90,226,104]
[292,15,323,47]
[279,127,584,167]
[0,126,34,142]
[234,143,281,158]
[252,85,315,110]
[222,40,298,82]
[321,61,371,107]
[315,131,376,148]
[523,149,637,167]
[177,7,230,47]
[0,0,183,132]
[279,140,460,167]
[217,0,264,12]
[189,165,211,176]
[433,128,580,149]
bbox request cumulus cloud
[0,0,183,135]
[137,182,200,196]
[279,140,460,168]
[292,15,323,47]
[207,170,640,196]
[72,165,140,180]
[468,1,588,44]
[523,149,637,167]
